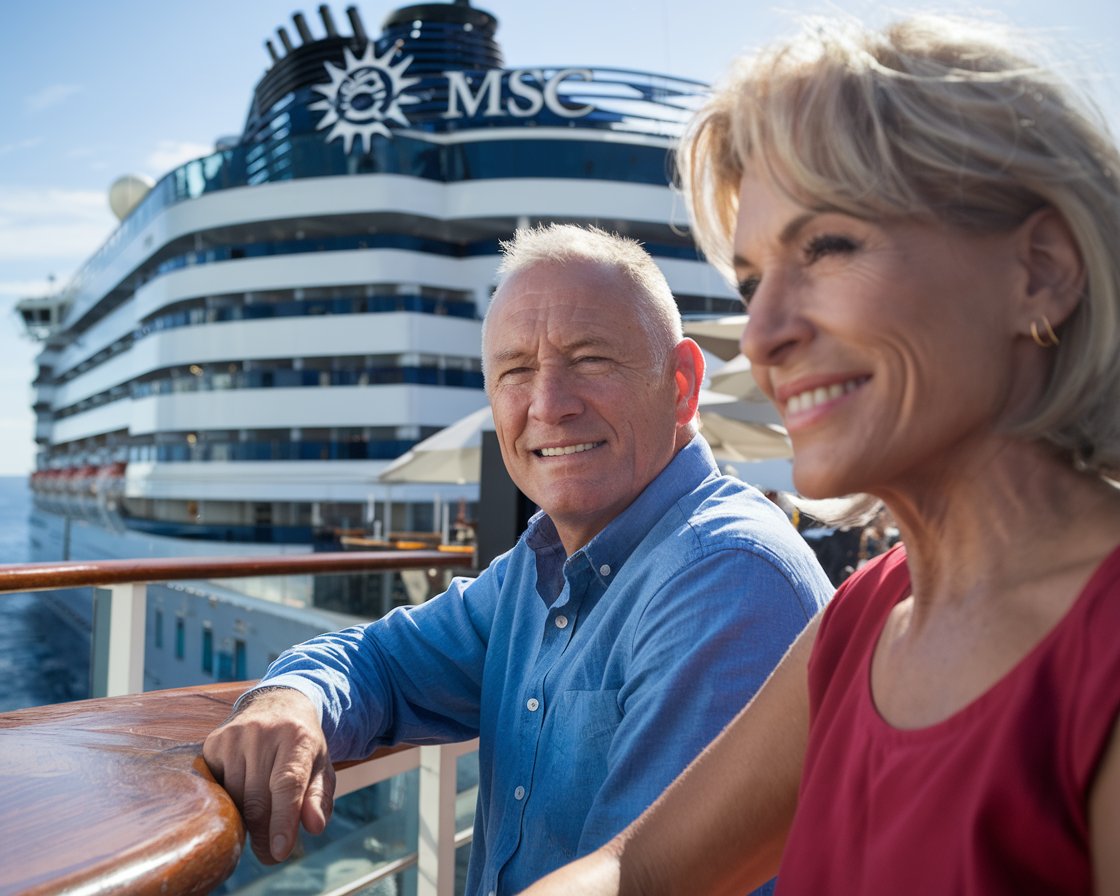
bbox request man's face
[484,259,692,554]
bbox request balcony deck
[0,551,478,896]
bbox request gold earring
[1030,316,1060,348]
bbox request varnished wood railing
[1,682,252,895]
[0,551,478,896]
[1,550,468,698]
[0,549,466,592]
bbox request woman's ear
[1016,206,1086,330]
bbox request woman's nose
[739,277,809,367]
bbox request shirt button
[526,697,539,712]
[514,785,526,800]
[599,563,611,576]
[555,615,569,629]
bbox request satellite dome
[108,174,155,221]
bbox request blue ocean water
[0,476,90,712]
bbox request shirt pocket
[535,687,624,847]
[553,688,622,742]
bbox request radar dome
[108,174,154,221]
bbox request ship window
[202,624,214,675]
[234,639,247,680]
[175,616,185,659]
[154,610,164,650]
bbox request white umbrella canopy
[378,406,493,484]
[707,353,769,403]
[700,381,782,426]
[698,413,791,462]
[697,389,791,462]
[683,314,748,361]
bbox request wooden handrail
[0,682,248,894]
[0,682,424,895]
[0,550,469,594]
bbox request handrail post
[417,743,458,896]
[91,582,147,697]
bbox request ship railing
[0,551,480,896]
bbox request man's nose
[528,367,584,423]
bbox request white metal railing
[322,739,478,896]
[225,738,478,896]
[91,582,147,696]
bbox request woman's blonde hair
[679,14,1120,478]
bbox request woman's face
[732,170,1031,500]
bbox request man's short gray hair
[482,223,683,377]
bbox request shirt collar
[525,436,721,599]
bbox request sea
[0,475,90,712]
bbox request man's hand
[203,687,336,864]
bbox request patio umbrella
[378,406,493,484]
[698,413,791,462]
[707,353,769,403]
[697,389,791,461]
[683,314,748,361]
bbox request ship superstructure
[18,1,738,688]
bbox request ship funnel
[318,4,339,36]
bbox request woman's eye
[805,234,858,262]
[736,275,760,310]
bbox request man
[203,224,831,895]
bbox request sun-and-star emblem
[310,42,421,153]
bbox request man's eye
[736,276,760,310]
[805,234,859,262]
[499,367,532,383]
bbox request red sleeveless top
[775,544,1120,895]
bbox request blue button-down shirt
[260,437,831,895]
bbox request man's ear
[1015,206,1085,334]
[672,338,705,426]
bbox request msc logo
[311,43,421,153]
[312,42,596,154]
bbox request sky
[1,0,1117,476]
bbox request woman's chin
[790,460,857,502]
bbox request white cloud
[25,83,83,112]
[145,139,213,174]
[0,187,115,265]
[0,187,106,218]
[63,145,99,160]
[0,278,65,300]
[0,137,44,156]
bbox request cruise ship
[17,0,740,691]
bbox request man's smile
[535,441,604,458]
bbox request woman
[522,13,1120,895]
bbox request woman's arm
[522,612,820,896]
[1091,714,1120,894]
